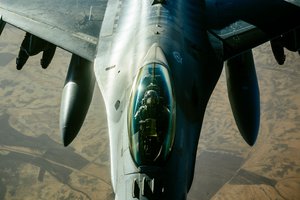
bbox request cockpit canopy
[128,63,176,166]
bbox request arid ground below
[0,26,299,200]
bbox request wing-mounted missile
[60,54,95,146]
[225,50,260,146]
[16,32,56,70]
[0,19,6,35]
[270,27,300,65]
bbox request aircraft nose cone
[142,43,168,66]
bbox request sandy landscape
[0,26,299,200]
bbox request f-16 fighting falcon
[0,0,300,199]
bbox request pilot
[134,87,170,160]
[135,90,159,120]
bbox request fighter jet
[0,0,299,199]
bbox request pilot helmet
[144,90,159,107]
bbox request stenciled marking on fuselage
[105,65,116,71]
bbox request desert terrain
[0,26,299,200]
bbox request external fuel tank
[225,50,260,146]
[60,54,95,146]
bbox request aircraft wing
[0,0,108,61]
[207,0,300,60]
